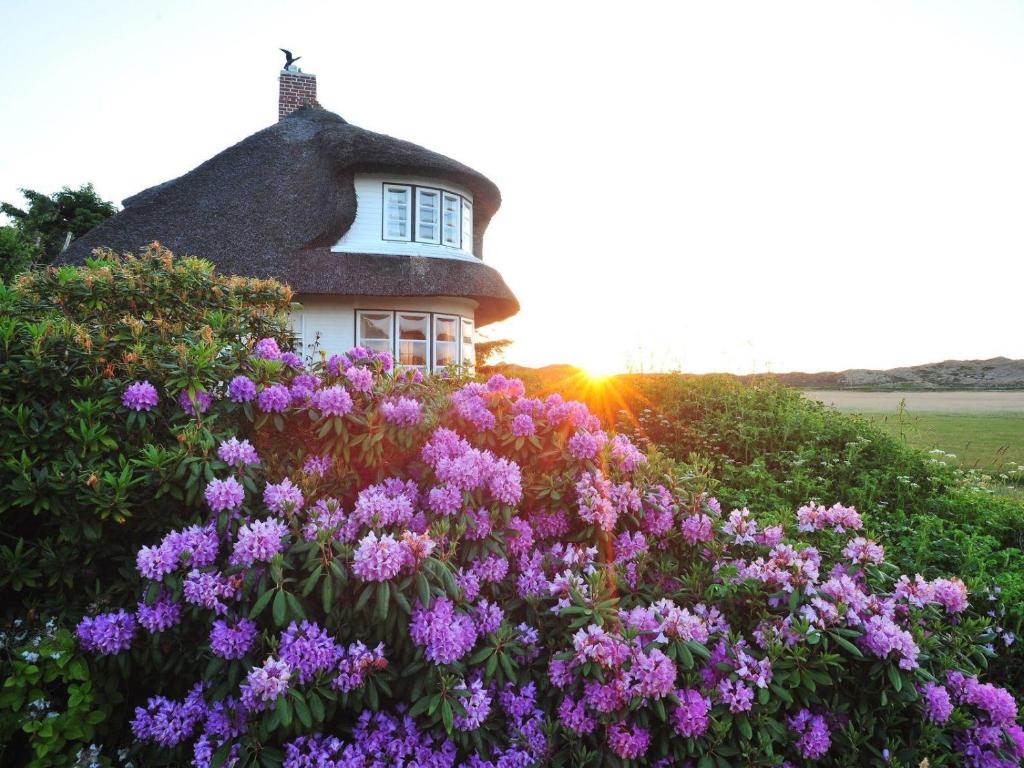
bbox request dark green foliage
[0,245,294,617]
[1,183,116,265]
[606,374,1024,685]
[0,225,40,282]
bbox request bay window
[380,181,474,253]
[355,309,475,370]
[383,184,411,241]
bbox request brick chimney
[279,68,320,120]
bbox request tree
[475,337,513,367]
[1,183,116,264]
[0,226,39,282]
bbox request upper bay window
[381,181,474,254]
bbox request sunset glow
[2,1,1022,373]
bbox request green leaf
[294,696,312,728]
[250,588,274,620]
[376,582,390,623]
[272,589,287,627]
[887,664,903,692]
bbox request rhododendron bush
[71,343,1022,767]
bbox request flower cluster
[75,356,1023,767]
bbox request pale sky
[2,0,1022,374]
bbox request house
[60,65,519,371]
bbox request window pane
[364,339,392,355]
[461,318,475,367]
[461,200,473,251]
[360,313,392,341]
[399,340,427,367]
[435,316,457,343]
[384,187,410,240]
[417,189,440,242]
[435,341,457,367]
[443,193,460,247]
[398,313,428,341]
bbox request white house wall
[332,173,478,261]
[291,294,478,358]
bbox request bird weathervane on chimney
[280,48,302,72]
[278,50,319,120]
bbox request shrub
[605,374,1024,688]
[0,245,294,617]
[67,351,1022,767]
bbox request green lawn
[860,411,1024,473]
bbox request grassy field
[805,390,1024,472]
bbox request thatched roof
[59,107,518,325]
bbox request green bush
[604,374,1024,685]
[0,244,294,617]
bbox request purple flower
[345,365,374,393]
[333,641,388,692]
[137,594,182,633]
[227,375,257,403]
[210,618,258,660]
[312,385,353,417]
[788,709,832,761]
[381,396,423,427]
[179,389,213,416]
[631,647,677,699]
[558,696,596,735]
[567,429,607,461]
[131,683,207,747]
[511,413,536,437]
[230,517,289,566]
[264,477,304,513]
[352,532,406,582]
[718,678,754,713]
[253,337,282,360]
[183,569,238,615]
[302,453,331,477]
[610,433,646,472]
[607,721,650,760]
[257,384,291,413]
[205,476,245,512]
[410,597,477,664]
[673,688,711,737]
[453,678,492,730]
[279,621,341,684]
[122,381,159,411]
[921,682,953,723]
[240,657,292,712]
[280,351,304,369]
[682,513,714,545]
[217,437,260,467]
[473,599,505,635]
[77,610,136,655]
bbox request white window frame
[461,317,475,370]
[415,188,441,244]
[396,311,430,371]
[442,192,461,248]
[355,310,394,356]
[382,184,412,242]
[461,199,473,253]
[432,313,461,371]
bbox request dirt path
[804,390,1024,414]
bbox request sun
[578,358,621,381]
